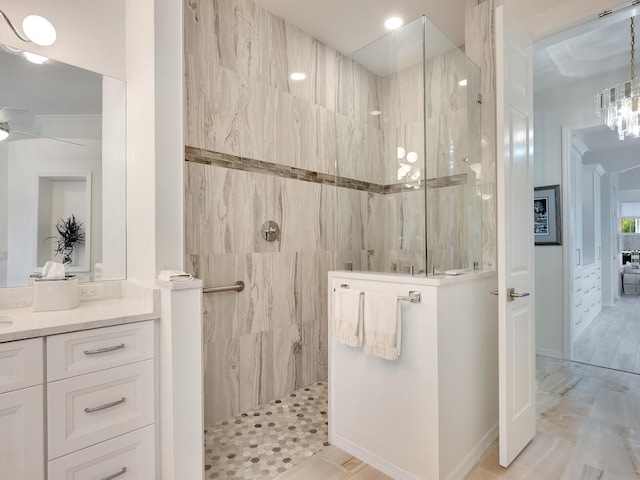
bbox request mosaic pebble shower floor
[204,381,329,479]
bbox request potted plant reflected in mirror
[46,215,86,265]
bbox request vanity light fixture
[384,16,403,30]
[0,123,9,142]
[0,10,56,47]
[290,72,306,81]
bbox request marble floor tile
[274,455,351,480]
[560,459,632,480]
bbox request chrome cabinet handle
[100,467,127,480]
[84,397,126,413]
[84,343,125,355]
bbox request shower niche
[334,16,485,276]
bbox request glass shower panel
[334,16,483,276]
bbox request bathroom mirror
[0,46,126,287]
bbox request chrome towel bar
[336,284,421,303]
[203,280,245,294]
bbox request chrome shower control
[261,220,280,242]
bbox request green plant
[47,215,86,265]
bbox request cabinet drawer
[0,338,43,394]
[48,425,155,480]
[47,360,154,460]
[0,385,44,480]
[47,321,154,381]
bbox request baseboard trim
[330,424,498,480]
[536,347,564,359]
[330,434,421,480]
[446,423,498,480]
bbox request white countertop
[329,269,497,286]
[0,297,160,342]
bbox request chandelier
[595,17,640,140]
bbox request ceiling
[252,0,466,56]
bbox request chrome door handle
[489,289,530,302]
[507,287,529,302]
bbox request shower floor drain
[204,380,329,479]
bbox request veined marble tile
[285,22,318,104]
[269,252,300,330]
[239,331,273,412]
[234,0,270,84]
[317,107,338,176]
[334,187,365,252]
[590,387,640,430]
[279,176,322,252]
[185,60,241,155]
[236,253,271,334]
[203,337,240,425]
[271,323,303,398]
[239,77,277,164]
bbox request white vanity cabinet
[0,338,45,480]
[0,320,156,480]
[46,321,156,479]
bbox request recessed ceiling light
[290,72,306,81]
[458,79,468,86]
[369,110,382,116]
[23,51,48,64]
[384,17,403,30]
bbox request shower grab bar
[335,284,421,303]
[203,281,245,294]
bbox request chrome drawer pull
[84,343,125,355]
[84,397,126,413]
[100,467,127,480]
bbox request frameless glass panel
[334,15,483,276]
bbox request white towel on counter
[363,292,401,360]
[333,288,364,347]
[158,270,193,282]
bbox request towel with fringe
[363,292,401,360]
[333,288,364,347]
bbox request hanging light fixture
[0,9,56,47]
[595,17,640,140]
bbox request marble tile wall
[185,0,493,424]
[184,0,390,425]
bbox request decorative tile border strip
[185,146,461,195]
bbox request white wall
[0,0,125,79]
[533,66,629,356]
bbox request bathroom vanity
[0,282,159,480]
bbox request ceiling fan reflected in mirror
[0,106,84,146]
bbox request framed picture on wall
[534,184,561,245]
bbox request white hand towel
[42,261,66,279]
[363,292,401,360]
[158,270,193,281]
[333,289,364,347]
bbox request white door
[495,4,536,467]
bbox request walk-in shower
[334,16,485,276]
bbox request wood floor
[573,294,640,374]
[284,356,640,479]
